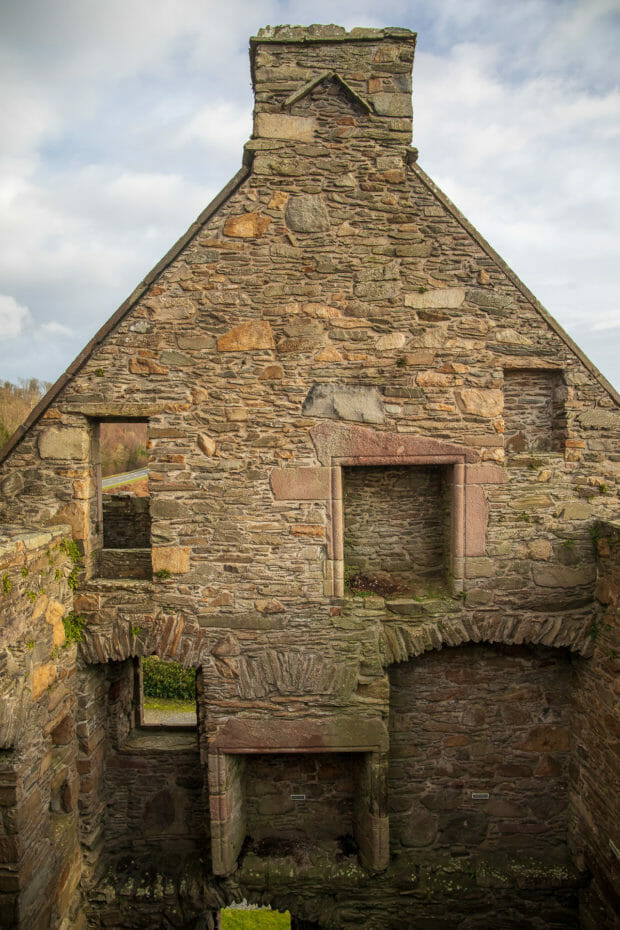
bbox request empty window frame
[96,420,150,579]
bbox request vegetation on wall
[220,909,291,930]
[142,656,196,700]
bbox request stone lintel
[254,113,317,141]
[310,421,478,466]
[269,465,331,500]
[211,715,388,753]
[65,403,162,419]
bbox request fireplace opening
[244,753,357,859]
[342,464,451,597]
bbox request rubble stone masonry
[0,24,618,930]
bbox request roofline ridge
[411,162,620,407]
[0,163,251,465]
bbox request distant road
[102,467,148,489]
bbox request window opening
[138,656,197,728]
[97,420,150,579]
[342,464,450,597]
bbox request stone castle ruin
[0,24,618,930]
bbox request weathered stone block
[39,428,89,460]
[371,92,412,117]
[404,287,465,309]
[285,195,330,233]
[254,113,317,141]
[197,433,217,456]
[270,466,331,500]
[533,564,595,588]
[302,383,385,424]
[152,547,190,574]
[457,389,504,418]
[217,320,275,352]
[223,212,272,238]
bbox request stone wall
[0,23,617,930]
[504,369,565,453]
[389,644,572,858]
[570,521,620,929]
[102,730,206,868]
[102,495,150,549]
[0,526,84,930]
[343,464,449,594]
[244,753,356,847]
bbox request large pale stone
[159,350,192,367]
[148,302,196,321]
[417,371,454,387]
[45,598,66,647]
[579,409,619,429]
[376,332,407,351]
[559,502,593,520]
[217,321,275,352]
[50,502,89,540]
[32,663,57,700]
[533,564,595,588]
[197,433,217,456]
[285,195,330,233]
[495,328,532,346]
[152,547,190,574]
[223,212,271,238]
[371,92,412,117]
[302,384,385,424]
[405,287,465,309]
[270,466,331,500]
[39,428,89,461]
[457,389,504,418]
[254,113,316,141]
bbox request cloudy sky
[1,0,618,391]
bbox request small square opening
[342,464,450,596]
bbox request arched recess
[387,642,574,860]
[378,604,595,667]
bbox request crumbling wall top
[251,24,416,43]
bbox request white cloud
[0,0,618,388]
[0,295,32,340]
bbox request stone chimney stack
[249,25,416,150]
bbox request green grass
[142,696,196,714]
[220,909,291,929]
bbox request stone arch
[379,605,595,669]
[78,610,217,668]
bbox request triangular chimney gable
[282,71,374,114]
